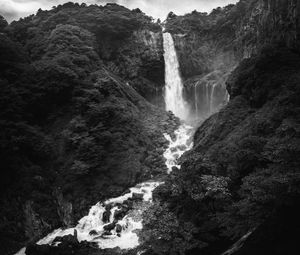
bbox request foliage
[0,15,8,32]
[0,3,167,254]
[142,202,205,255]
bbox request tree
[167,12,177,20]
[0,15,8,32]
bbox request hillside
[0,3,176,254]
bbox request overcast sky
[0,0,239,23]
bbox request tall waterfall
[163,33,189,121]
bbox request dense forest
[0,0,300,255]
[0,3,177,254]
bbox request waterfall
[163,33,189,121]
[190,71,230,120]
[210,83,216,113]
[194,82,199,117]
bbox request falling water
[191,71,230,120]
[210,83,216,113]
[15,123,193,255]
[194,82,199,117]
[163,33,189,121]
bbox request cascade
[163,32,190,121]
[191,71,229,120]
[210,83,216,113]
[15,125,193,255]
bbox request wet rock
[105,203,113,211]
[102,210,111,223]
[53,233,79,245]
[177,145,187,151]
[116,224,122,233]
[123,199,133,209]
[170,147,177,153]
[102,231,113,237]
[103,222,116,231]
[132,193,144,201]
[114,207,128,221]
[89,230,99,236]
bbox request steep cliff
[166,0,300,78]
[165,0,300,120]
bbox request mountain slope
[0,4,174,254]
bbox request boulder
[116,224,122,233]
[53,233,79,245]
[132,193,144,201]
[89,230,99,236]
[123,199,133,209]
[114,208,127,221]
[103,222,116,232]
[102,210,111,223]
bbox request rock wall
[103,28,165,106]
[165,0,300,121]
[167,0,300,80]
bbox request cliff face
[234,0,300,57]
[165,0,300,121]
[167,0,300,79]
[119,29,165,106]
[100,27,165,106]
[0,4,171,254]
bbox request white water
[193,71,229,120]
[34,181,161,250]
[15,124,193,254]
[163,32,190,121]
[164,124,194,173]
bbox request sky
[0,0,239,23]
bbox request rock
[170,147,177,153]
[105,203,113,211]
[123,199,133,209]
[177,145,187,151]
[53,233,79,246]
[89,230,99,236]
[114,208,128,221]
[132,193,144,201]
[102,210,111,223]
[103,222,116,232]
[102,231,113,237]
[116,224,122,233]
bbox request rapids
[16,124,193,254]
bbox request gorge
[1,0,300,255]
